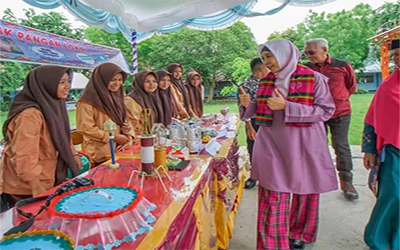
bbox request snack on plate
[201,127,217,138]
[220,107,229,117]
[201,114,216,127]
[202,135,211,143]
[167,158,182,168]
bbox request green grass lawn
[0,94,374,145]
[347,94,374,145]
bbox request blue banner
[0,20,131,72]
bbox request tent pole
[132,29,138,75]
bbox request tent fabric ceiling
[71,72,89,90]
[23,0,337,42]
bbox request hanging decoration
[22,0,338,42]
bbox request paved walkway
[230,146,374,250]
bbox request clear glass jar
[187,122,202,153]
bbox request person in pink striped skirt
[239,39,338,250]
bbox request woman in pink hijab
[362,39,400,250]
[239,39,337,250]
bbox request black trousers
[325,113,353,182]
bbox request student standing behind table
[167,63,196,118]
[125,71,163,136]
[237,57,269,190]
[240,39,337,250]
[185,70,204,118]
[0,66,81,210]
[76,63,134,165]
[304,38,359,200]
[156,70,175,127]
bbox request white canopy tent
[23,0,337,73]
[23,0,337,39]
[70,72,89,90]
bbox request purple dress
[244,72,338,194]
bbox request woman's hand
[114,134,130,145]
[239,87,251,108]
[246,121,256,141]
[363,153,375,170]
[267,89,286,111]
[116,138,133,151]
[121,123,132,134]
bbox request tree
[220,57,252,96]
[0,62,29,110]
[303,4,375,69]
[368,1,400,64]
[0,9,86,110]
[4,8,85,40]
[266,27,305,49]
[136,22,257,101]
[231,57,252,84]
[373,0,400,33]
[265,4,376,70]
[85,27,134,89]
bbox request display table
[0,115,246,250]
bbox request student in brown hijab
[76,63,134,165]
[185,70,204,117]
[156,70,174,126]
[125,71,163,136]
[0,65,81,204]
[167,63,196,118]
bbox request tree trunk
[207,81,216,102]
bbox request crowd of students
[0,62,204,205]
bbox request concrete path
[230,146,375,250]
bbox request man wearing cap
[304,38,359,200]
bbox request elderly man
[237,57,269,189]
[304,38,358,200]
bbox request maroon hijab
[2,65,79,185]
[185,71,203,117]
[79,63,127,126]
[156,70,174,126]
[167,63,190,111]
[128,71,163,124]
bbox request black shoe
[244,178,257,189]
[340,180,359,200]
[290,239,305,250]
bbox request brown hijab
[128,71,163,124]
[167,63,191,111]
[79,63,127,126]
[156,70,174,126]
[2,65,79,185]
[185,71,203,117]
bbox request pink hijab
[257,39,301,97]
[365,68,400,151]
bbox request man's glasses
[304,50,318,56]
